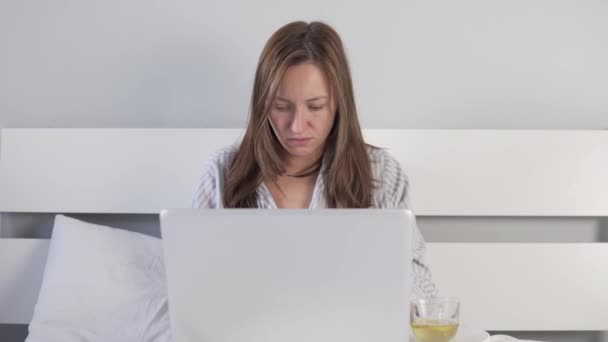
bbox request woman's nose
[290,107,305,133]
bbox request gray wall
[1,0,607,129]
[1,0,607,341]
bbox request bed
[1,128,607,336]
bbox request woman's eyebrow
[274,96,328,103]
[274,97,291,103]
[306,96,328,102]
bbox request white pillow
[26,215,171,342]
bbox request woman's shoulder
[201,143,240,175]
[192,143,240,208]
[366,145,408,180]
[366,145,410,207]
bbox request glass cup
[410,297,460,342]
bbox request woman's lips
[288,138,312,146]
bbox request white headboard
[1,128,607,330]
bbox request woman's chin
[285,145,319,158]
[286,147,313,157]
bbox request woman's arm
[381,150,439,300]
[403,195,440,301]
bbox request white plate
[410,324,490,342]
[453,324,491,342]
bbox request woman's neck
[282,149,324,177]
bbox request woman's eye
[309,106,323,111]
[275,106,289,111]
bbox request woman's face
[268,62,337,161]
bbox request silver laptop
[160,209,413,342]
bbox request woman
[193,21,438,300]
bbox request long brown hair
[223,21,374,208]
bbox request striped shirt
[192,143,439,300]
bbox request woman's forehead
[275,63,331,101]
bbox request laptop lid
[160,209,413,342]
